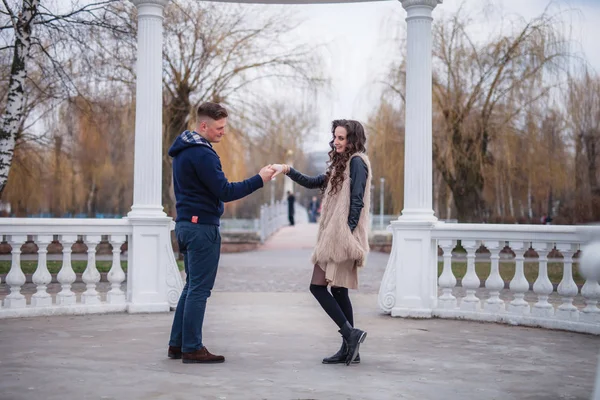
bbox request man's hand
[259,165,276,183]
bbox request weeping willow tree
[366,98,405,216]
[430,8,570,221]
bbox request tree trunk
[86,179,97,217]
[508,181,514,218]
[449,161,485,222]
[527,177,532,221]
[585,133,598,193]
[433,171,442,218]
[575,134,591,222]
[445,189,453,220]
[0,0,39,197]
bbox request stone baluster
[437,239,456,309]
[483,241,505,313]
[3,235,27,308]
[556,243,579,321]
[508,241,530,314]
[460,240,480,311]
[82,235,101,305]
[259,205,266,242]
[56,235,78,306]
[531,242,554,318]
[580,278,600,324]
[579,240,600,324]
[31,235,53,307]
[107,235,127,304]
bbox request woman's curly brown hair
[322,119,367,196]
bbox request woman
[272,119,371,366]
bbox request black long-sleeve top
[287,157,368,232]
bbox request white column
[378,0,442,318]
[127,0,182,313]
[128,0,168,218]
[399,0,440,222]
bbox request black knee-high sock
[309,284,348,329]
[331,287,354,327]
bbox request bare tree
[567,69,600,221]
[430,8,569,221]
[0,0,124,197]
[158,0,325,215]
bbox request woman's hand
[271,164,289,178]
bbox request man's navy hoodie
[168,131,264,225]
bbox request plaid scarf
[180,130,212,147]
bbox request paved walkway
[0,223,599,400]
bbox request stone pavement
[0,223,599,400]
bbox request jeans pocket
[203,225,220,244]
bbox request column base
[391,307,433,318]
[397,208,437,223]
[128,205,166,218]
[377,219,438,318]
[127,302,170,313]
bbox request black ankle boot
[322,339,360,364]
[339,322,367,366]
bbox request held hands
[258,164,290,182]
[270,164,290,178]
[258,165,276,183]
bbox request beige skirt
[317,259,359,289]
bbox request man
[287,190,295,226]
[167,102,275,364]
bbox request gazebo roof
[203,0,387,4]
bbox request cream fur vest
[311,153,372,268]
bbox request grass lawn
[0,261,121,274]
[0,260,582,285]
[437,262,584,285]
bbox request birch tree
[0,0,122,197]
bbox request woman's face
[333,126,348,154]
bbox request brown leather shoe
[182,346,225,364]
[168,346,182,359]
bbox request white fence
[378,221,600,334]
[0,217,183,319]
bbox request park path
[0,223,598,400]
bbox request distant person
[287,190,295,226]
[167,102,275,364]
[309,196,319,223]
[271,119,371,366]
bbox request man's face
[198,117,227,143]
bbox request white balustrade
[257,202,289,243]
[0,218,180,318]
[428,223,600,334]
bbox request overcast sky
[276,0,600,152]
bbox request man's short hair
[197,102,228,121]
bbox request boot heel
[359,332,367,343]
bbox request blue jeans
[169,221,221,353]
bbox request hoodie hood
[168,130,213,157]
